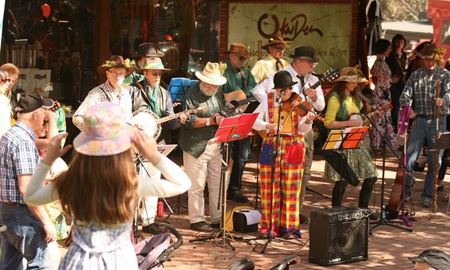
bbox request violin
[282,92,324,122]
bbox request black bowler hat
[273,71,297,89]
[134,42,165,58]
[289,46,318,62]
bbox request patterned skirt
[324,144,378,182]
[59,222,137,270]
[259,135,305,235]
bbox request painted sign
[228,2,352,73]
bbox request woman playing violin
[253,71,315,238]
[324,69,378,210]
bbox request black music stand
[431,132,450,214]
[189,113,258,250]
[321,127,369,187]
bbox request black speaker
[309,207,369,266]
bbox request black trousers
[332,177,377,208]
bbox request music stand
[321,127,369,187]
[431,132,450,214]
[190,113,258,250]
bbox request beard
[199,84,218,97]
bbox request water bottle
[157,200,165,218]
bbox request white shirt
[0,94,11,138]
[251,55,290,84]
[251,64,325,112]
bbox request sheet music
[323,127,369,150]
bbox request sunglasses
[107,71,126,77]
[1,78,11,84]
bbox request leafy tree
[379,0,428,21]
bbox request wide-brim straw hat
[97,55,135,75]
[140,57,170,71]
[262,35,286,50]
[339,67,368,83]
[195,62,227,86]
[73,102,131,156]
[226,43,250,60]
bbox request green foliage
[379,0,428,21]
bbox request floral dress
[370,56,397,149]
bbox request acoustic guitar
[223,90,257,113]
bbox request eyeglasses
[144,70,162,76]
[273,46,285,51]
[107,71,126,77]
[1,78,11,84]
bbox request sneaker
[190,221,213,232]
[421,197,432,208]
[227,192,249,203]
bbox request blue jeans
[0,204,53,269]
[405,117,446,199]
[228,137,252,194]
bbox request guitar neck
[156,109,191,124]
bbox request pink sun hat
[73,102,131,156]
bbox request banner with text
[228,2,352,73]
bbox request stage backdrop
[222,1,356,73]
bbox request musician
[179,62,227,232]
[399,42,450,208]
[251,35,289,83]
[251,46,325,223]
[222,43,257,203]
[125,42,165,85]
[129,57,187,142]
[324,69,378,210]
[128,57,188,233]
[73,55,135,131]
[252,70,314,238]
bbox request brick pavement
[58,152,450,269]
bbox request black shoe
[210,223,220,229]
[141,223,165,234]
[190,221,213,232]
[299,213,309,225]
[228,192,249,203]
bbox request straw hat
[227,43,250,60]
[140,57,170,70]
[73,102,131,156]
[339,67,368,83]
[195,62,227,86]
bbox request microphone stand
[359,111,413,234]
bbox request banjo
[131,107,203,138]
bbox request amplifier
[309,207,369,266]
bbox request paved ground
[60,149,450,269]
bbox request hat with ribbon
[195,62,227,86]
[289,46,318,62]
[227,43,250,60]
[140,57,170,70]
[134,42,165,58]
[98,55,135,75]
[409,249,450,270]
[273,70,297,89]
[339,66,368,83]
[335,67,359,83]
[15,92,54,113]
[73,102,131,156]
[262,35,287,50]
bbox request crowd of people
[0,33,450,268]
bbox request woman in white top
[24,102,191,270]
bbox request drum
[130,109,161,138]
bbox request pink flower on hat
[73,102,131,156]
